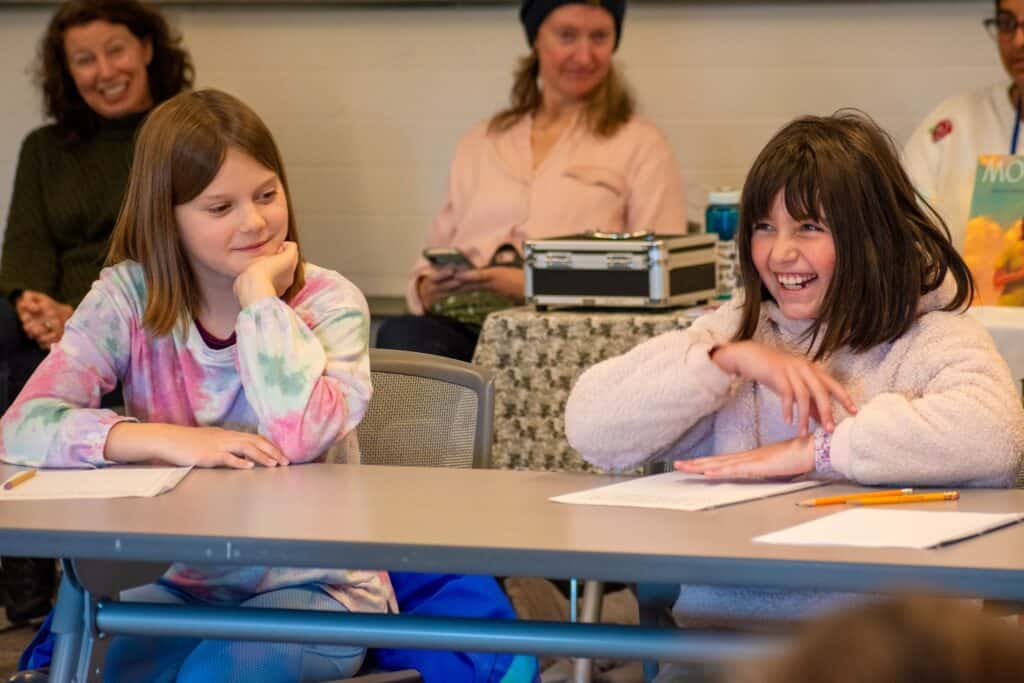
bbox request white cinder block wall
[0,1,1004,297]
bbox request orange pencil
[2,469,36,491]
[849,491,959,506]
[796,488,913,507]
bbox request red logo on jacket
[931,119,953,143]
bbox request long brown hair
[38,0,194,143]
[488,51,634,137]
[107,89,304,337]
[733,111,973,360]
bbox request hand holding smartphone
[423,247,473,271]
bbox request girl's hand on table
[107,423,290,469]
[675,436,815,479]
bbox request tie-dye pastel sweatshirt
[0,260,395,613]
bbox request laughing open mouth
[776,273,818,291]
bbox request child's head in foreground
[759,595,1024,683]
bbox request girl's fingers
[776,372,794,426]
[251,436,288,465]
[702,465,761,479]
[677,451,762,472]
[221,452,255,469]
[797,364,834,433]
[235,441,280,467]
[807,402,824,428]
[810,366,858,427]
[786,366,812,437]
[676,460,704,472]
[822,372,858,414]
[698,453,773,478]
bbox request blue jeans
[102,583,365,683]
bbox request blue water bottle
[705,188,741,299]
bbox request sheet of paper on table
[0,467,192,501]
[754,508,1024,549]
[550,471,824,511]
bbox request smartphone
[423,247,473,270]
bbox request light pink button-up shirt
[406,114,687,312]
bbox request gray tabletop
[2,463,1024,599]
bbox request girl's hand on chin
[709,341,857,437]
[234,241,299,307]
[675,437,815,479]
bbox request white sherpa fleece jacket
[565,285,1024,487]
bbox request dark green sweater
[0,112,146,307]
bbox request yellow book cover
[966,154,1024,305]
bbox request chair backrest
[358,349,494,469]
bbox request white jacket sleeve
[829,312,1024,487]
[564,303,743,471]
[903,122,941,208]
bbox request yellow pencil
[849,491,959,506]
[2,469,36,491]
[796,488,914,507]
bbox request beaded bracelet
[813,427,834,475]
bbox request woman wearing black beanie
[379,0,686,361]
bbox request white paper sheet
[550,471,824,511]
[754,508,1024,549]
[0,467,192,501]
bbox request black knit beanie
[519,0,626,50]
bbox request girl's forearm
[104,422,172,464]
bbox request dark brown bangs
[742,135,826,229]
[781,165,827,226]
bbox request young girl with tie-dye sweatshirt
[0,89,393,682]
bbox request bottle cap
[708,188,741,205]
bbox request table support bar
[96,602,784,663]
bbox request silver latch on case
[606,253,637,269]
[545,252,573,269]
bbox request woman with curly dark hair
[0,0,193,625]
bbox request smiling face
[534,3,615,107]
[63,19,153,120]
[174,147,289,294]
[751,190,837,322]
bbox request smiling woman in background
[0,0,193,625]
[377,0,687,361]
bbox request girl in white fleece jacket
[564,111,1024,625]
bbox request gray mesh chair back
[358,349,494,469]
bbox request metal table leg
[48,560,99,683]
[572,580,604,683]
